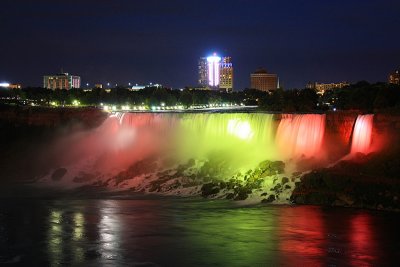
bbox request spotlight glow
[207,53,221,87]
[227,119,254,140]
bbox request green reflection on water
[175,201,279,266]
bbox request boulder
[261,195,276,203]
[201,182,220,197]
[281,177,289,185]
[51,168,67,181]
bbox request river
[0,197,399,266]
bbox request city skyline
[1,0,399,89]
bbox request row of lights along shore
[102,103,244,112]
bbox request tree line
[0,81,399,112]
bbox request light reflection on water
[0,199,399,266]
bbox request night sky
[1,0,399,90]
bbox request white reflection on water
[48,210,62,266]
[73,212,84,241]
[98,200,123,261]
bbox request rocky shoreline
[291,153,400,212]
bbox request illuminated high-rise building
[198,57,208,86]
[207,53,221,87]
[43,72,81,90]
[198,53,233,91]
[219,56,233,92]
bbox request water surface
[0,198,399,266]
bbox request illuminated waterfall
[42,112,379,192]
[350,114,374,154]
[108,113,331,164]
[276,114,326,159]
[177,113,277,170]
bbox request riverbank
[291,152,400,212]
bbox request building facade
[43,73,81,90]
[198,53,233,91]
[198,57,208,86]
[306,82,349,95]
[388,69,400,85]
[219,56,233,92]
[250,68,278,91]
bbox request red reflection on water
[351,115,374,154]
[278,207,325,265]
[349,213,376,266]
[276,114,326,159]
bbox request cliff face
[373,113,400,153]
[0,105,108,129]
[291,112,400,212]
[0,106,108,184]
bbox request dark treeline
[1,81,399,112]
[259,81,400,112]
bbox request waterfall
[39,111,379,198]
[106,112,330,166]
[177,113,277,170]
[350,114,374,154]
[276,114,326,159]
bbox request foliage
[2,82,399,112]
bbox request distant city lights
[0,83,10,87]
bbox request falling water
[40,112,354,191]
[350,114,374,154]
[176,113,277,170]
[276,114,326,159]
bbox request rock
[226,193,235,199]
[272,183,282,192]
[73,172,95,183]
[51,168,67,181]
[336,193,355,206]
[292,171,302,177]
[292,195,305,204]
[332,199,347,206]
[261,195,276,203]
[201,182,220,197]
[258,160,285,177]
[234,191,248,201]
[270,161,285,174]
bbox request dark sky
[1,0,399,89]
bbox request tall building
[250,68,278,91]
[198,57,208,86]
[206,53,221,87]
[388,69,400,85]
[219,56,233,92]
[43,72,81,90]
[198,52,233,91]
